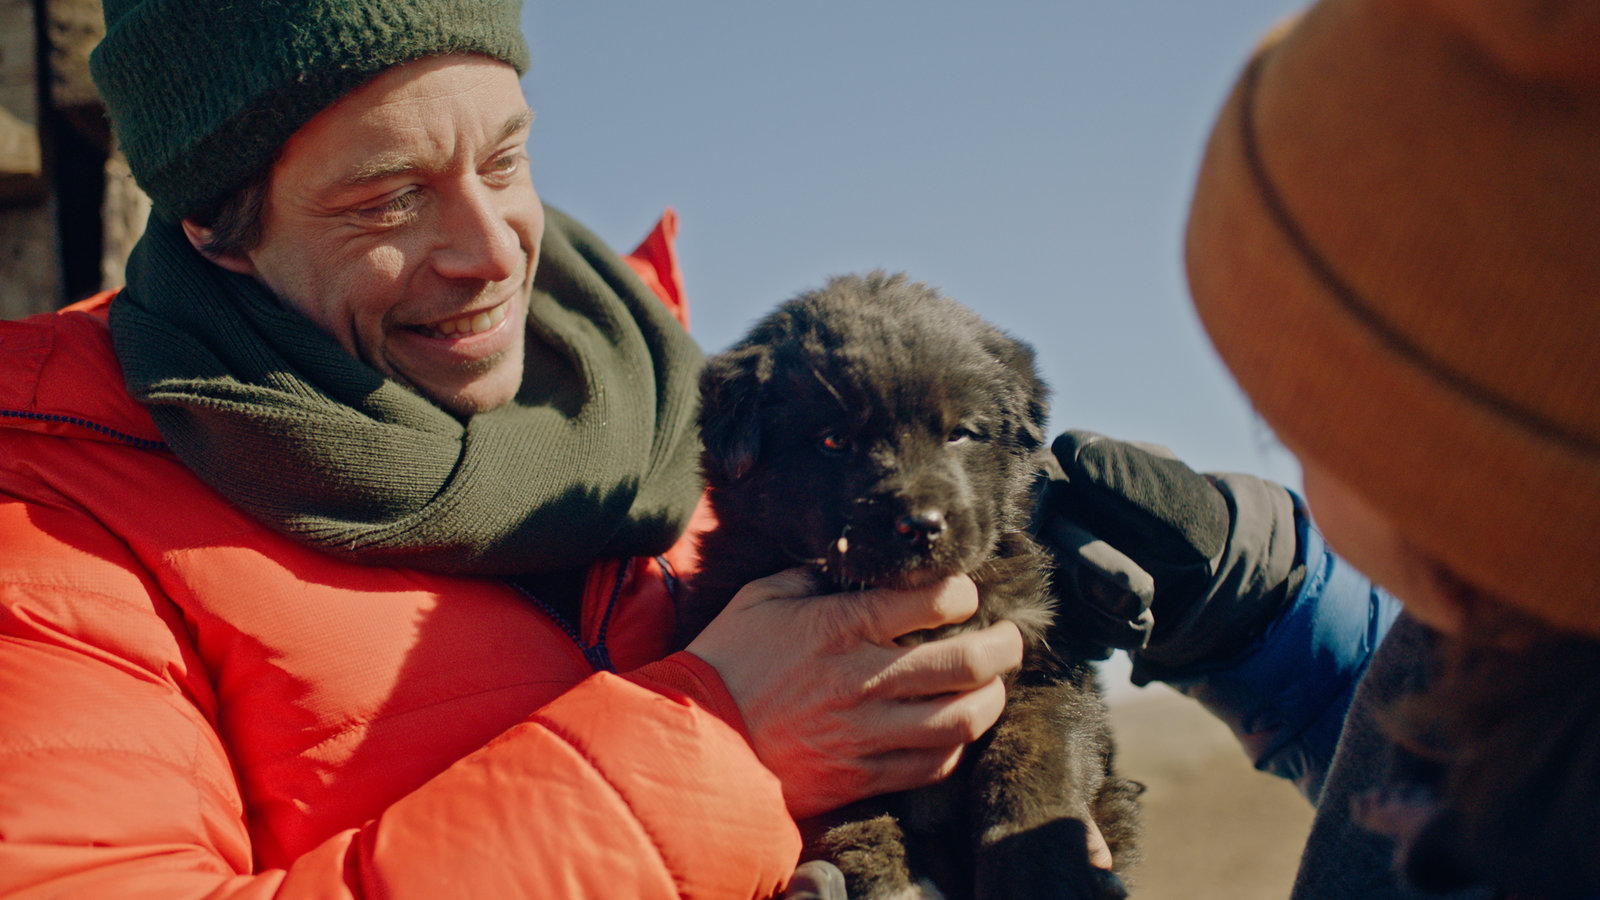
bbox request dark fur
[679,272,1143,900]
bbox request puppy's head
[699,272,1049,589]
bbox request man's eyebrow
[337,108,536,188]
[497,108,536,146]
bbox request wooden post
[0,0,58,319]
[1,0,146,320]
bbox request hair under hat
[90,0,529,221]
[1185,1,1600,635]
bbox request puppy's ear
[984,330,1050,449]
[698,344,771,483]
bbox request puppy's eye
[948,426,980,444]
[818,430,852,454]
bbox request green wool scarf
[110,205,706,575]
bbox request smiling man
[184,56,543,416]
[0,1,1024,897]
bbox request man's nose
[432,183,521,283]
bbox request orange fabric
[0,215,801,898]
[621,208,689,331]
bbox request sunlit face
[1299,457,1472,635]
[191,54,543,416]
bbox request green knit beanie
[89,0,529,221]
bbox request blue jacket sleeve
[1155,495,1401,805]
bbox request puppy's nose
[895,509,946,544]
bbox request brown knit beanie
[89,0,529,221]
[1185,1,1600,636]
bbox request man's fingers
[836,575,981,645]
[693,568,1028,820]
[864,621,1024,698]
[1084,816,1115,871]
[725,571,987,652]
[785,742,968,821]
[866,675,1010,747]
[730,567,822,605]
[858,745,969,797]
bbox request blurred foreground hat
[90,0,529,220]
[1186,1,1600,635]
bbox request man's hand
[686,569,1023,821]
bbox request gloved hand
[1033,430,1304,677]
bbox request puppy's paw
[814,814,920,900]
[976,817,1129,900]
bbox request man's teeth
[426,303,508,338]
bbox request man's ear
[180,219,256,276]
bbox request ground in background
[1109,684,1314,900]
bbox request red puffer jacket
[0,212,801,899]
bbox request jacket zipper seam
[0,408,166,450]
[505,565,631,674]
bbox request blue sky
[519,1,1307,489]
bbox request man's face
[210,54,543,416]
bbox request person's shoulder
[0,291,163,449]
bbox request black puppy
[680,272,1142,900]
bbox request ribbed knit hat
[1186,2,1600,636]
[90,0,529,220]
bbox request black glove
[1033,430,1304,677]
